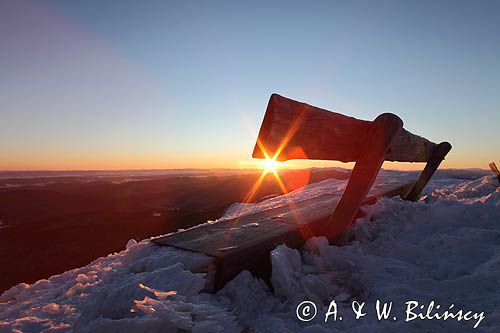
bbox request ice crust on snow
[1,173,500,332]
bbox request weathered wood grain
[252,94,437,163]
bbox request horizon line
[0,166,490,173]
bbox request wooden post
[404,142,452,201]
[489,162,500,184]
[324,113,403,242]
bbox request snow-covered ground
[1,171,499,332]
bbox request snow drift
[1,172,499,332]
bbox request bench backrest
[253,94,436,163]
[252,94,452,241]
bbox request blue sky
[1,0,499,170]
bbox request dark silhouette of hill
[0,168,349,293]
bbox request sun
[260,157,281,174]
[239,150,287,204]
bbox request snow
[221,177,348,221]
[1,172,499,332]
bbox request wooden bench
[154,94,452,291]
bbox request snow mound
[1,174,499,332]
[0,243,235,332]
[430,175,500,204]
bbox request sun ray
[240,111,316,238]
[271,110,308,161]
[242,168,268,204]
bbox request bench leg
[325,113,403,242]
[404,142,452,201]
[490,162,500,184]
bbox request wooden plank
[153,180,412,258]
[153,178,414,290]
[252,94,370,162]
[252,94,437,163]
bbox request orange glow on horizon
[0,156,478,172]
[0,145,485,172]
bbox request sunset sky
[1,0,499,171]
